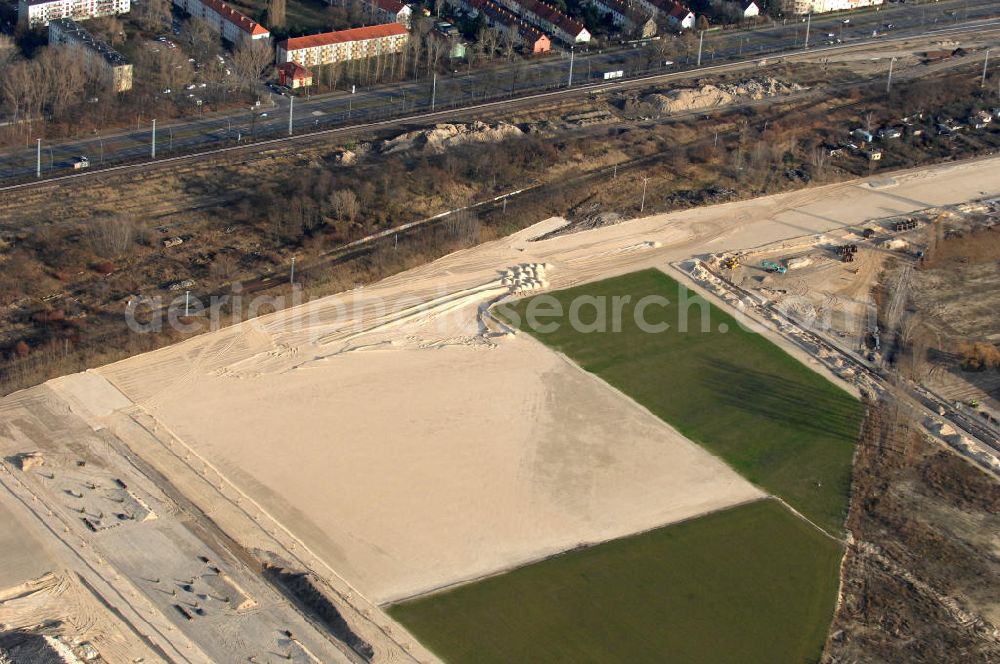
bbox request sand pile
[644,77,802,114]
[378,121,524,154]
[786,257,813,270]
[500,262,550,293]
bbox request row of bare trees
[1,48,111,128]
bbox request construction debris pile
[642,77,803,115]
[377,121,525,154]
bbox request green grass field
[500,268,863,536]
[390,499,843,663]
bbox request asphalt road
[1,0,997,183]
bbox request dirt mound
[378,121,524,154]
[643,77,802,114]
[265,566,374,661]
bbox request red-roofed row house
[462,0,551,54]
[172,0,270,43]
[493,0,590,44]
[586,0,657,38]
[276,23,410,68]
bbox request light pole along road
[3,0,998,187]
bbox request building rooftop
[468,0,549,44]
[277,61,312,78]
[49,18,129,67]
[199,0,270,36]
[509,0,587,38]
[280,23,408,51]
[368,0,407,13]
[592,0,654,22]
[668,3,693,19]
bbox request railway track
[693,259,1000,461]
[2,18,999,195]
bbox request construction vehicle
[761,260,787,274]
[722,255,740,270]
[837,244,858,262]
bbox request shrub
[957,341,1000,371]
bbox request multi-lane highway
[1,0,997,185]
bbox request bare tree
[501,25,516,61]
[87,216,137,258]
[425,35,447,74]
[0,34,15,67]
[479,28,500,62]
[810,146,828,179]
[231,38,274,93]
[137,45,195,92]
[210,253,239,280]
[38,49,88,121]
[865,111,876,133]
[183,18,220,64]
[1,60,43,125]
[136,0,172,33]
[266,0,287,29]
[329,189,360,222]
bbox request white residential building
[173,0,270,43]
[631,0,696,30]
[360,0,412,28]
[780,0,882,14]
[19,0,129,28]
[276,23,409,68]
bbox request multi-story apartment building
[461,0,551,53]
[779,0,882,13]
[360,0,412,28]
[172,0,270,43]
[276,23,409,68]
[19,0,129,28]
[49,17,133,91]
[493,0,590,44]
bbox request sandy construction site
[94,154,1000,599]
[3,155,1000,661]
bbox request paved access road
[1,0,996,184]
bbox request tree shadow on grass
[699,358,862,442]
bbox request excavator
[761,260,787,275]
